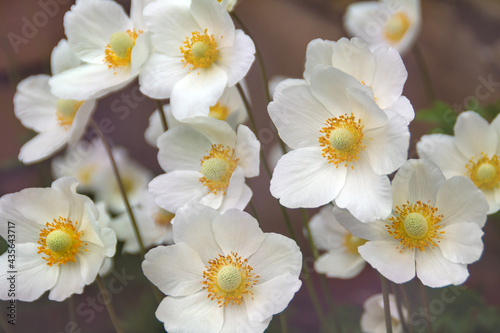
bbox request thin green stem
[0,310,14,333]
[303,273,327,329]
[68,296,76,326]
[301,208,319,259]
[412,44,436,103]
[96,275,125,333]
[392,282,409,333]
[380,274,394,333]
[399,284,415,333]
[155,99,169,132]
[279,312,288,333]
[91,121,146,257]
[419,282,434,333]
[248,200,260,221]
[319,276,342,333]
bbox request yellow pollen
[181,29,219,71]
[319,113,366,168]
[153,208,175,228]
[209,102,229,120]
[384,12,410,44]
[386,201,444,252]
[104,29,141,70]
[199,144,238,195]
[344,233,367,254]
[56,99,84,129]
[202,252,259,307]
[37,217,87,266]
[466,154,500,190]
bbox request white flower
[309,206,366,279]
[269,66,410,222]
[304,37,414,123]
[338,159,488,287]
[142,204,302,332]
[344,0,421,55]
[145,84,247,147]
[112,190,174,254]
[149,117,259,214]
[417,111,500,214]
[0,177,116,302]
[49,0,152,99]
[14,39,96,164]
[139,0,255,119]
[219,0,238,12]
[361,293,407,333]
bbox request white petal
[221,304,271,333]
[492,112,500,155]
[388,95,415,124]
[219,182,252,213]
[344,2,386,47]
[156,292,224,332]
[48,261,85,301]
[19,129,69,164]
[303,38,335,81]
[314,251,366,279]
[51,177,87,224]
[130,32,152,74]
[130,0,156,30]
[358,241,416,284]
[51,39,82,75]
[67,99,96,146]
[454,111,497,157]
[436,176,488,228]
[309,205,347,251]
[270,147,347,208]
[142,243,205,296]
[184,116,236,148]
[334,208,391,241]
[191,0,235,42]
[438,223,483,264]
[371,46,407,108]
[217,30,255,86]
[415,247,469,287]
[139,53,189,99]
[78,242,106,285]
[330,37,376,86]
[335,154,392,222]
[0,243,58,301]
[235,125,260,177]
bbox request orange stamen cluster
[181,29,219,71]
[199,144,238,195]
[104,29,142,71]
[465,154,500,190]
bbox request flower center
[344,233,367,254]
[181,29,219,71]
[199,144,238,195]
[202,252,259,307]
[319,113,366,168]
[37,217,87,266]
[153,208,175,228]
[466,154,500,190]
[209,102,229,120]
[104,29,141,70]
[384,12,410,44]
[386,201,444,252]
[56,99,84,129]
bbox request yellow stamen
[384,12,410,44]
[181,29,219,71]
[202,252,259,307]
[466,154,500,190]
[104,29,142,70]
[153,208,175,228]
[56,99,84,129]
[199,144,238,195]
[209,102,229,120]
[344,233,367,254]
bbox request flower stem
[155,99,169,132]
[399,284,415,333]
[0,311,14,333]
[91,121,146,257]
[392,282,409,333]
[412,44,436,103]
[419,281,434,333]
[68,296,76,326]
[96,275,125,333]
[279,312,288,333]
[380,274,394,333]
[303,273,327,328]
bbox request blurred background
[1,0,500,332]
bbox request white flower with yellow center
[337,159,488,287]
[14,39,96,164]
[149,117,259,213]
[309,206,367,279]
[0,177,116,302]
[49,0,152,99]
[304,37,414,123]
[112,190,174,254]
[145,84,247,147]
[269,66,409,222]
[142,204,302,332]
[417,111,500,214]
[139,0,255,120]
[344,0,421,55]
[361,293,407,333]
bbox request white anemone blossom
[269,66,409,222]
[142,204,302,332]
[14,39,96,164]
[49,0,152,99]
[344,0,421,55]
[309,205,367,279]
[417,111,500,214]
[304,37,414,123]
[337,159,488,287]
[0,177,116,301]
[361,293,407,333]
[149,117,259,214]
[139,0,255,120]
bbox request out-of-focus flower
[338,159,488,287]
[344,0,421,55]
[309,206,366,279]
[112,190,174,254]
[149,117,259,214]
[0,177,116,301]
[49,0,152,99]
[417,111,500,214]
[269,66,409,222]
[139,0,255,119]
[219,0,238,12]
[142,204,302,332]
[361,293,407,333]
[304,37,414,123]
[14,39,96,164]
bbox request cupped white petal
[218,180,252,213]
[130,32,151,75]
[130,0,156,30]
[315,251,366,279]
[235,125,260,177]
[19,129,69,164]
[438,223,483,264]
[388,95,414,124]
[303,38,335,81]
[139,53,189,99]
[77,241,107,285]
[67,99,96,146]
[371,46,407,108]
[217,29,255,86]
[185,116,236,148]
[415,247,469,287]
[48,260,84,301]
[330,37,376,87]
[221,304,271,333]
[309,205,347,251]
[51,39,82,75]
[344,2,386,47]
[454,111,497,157]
